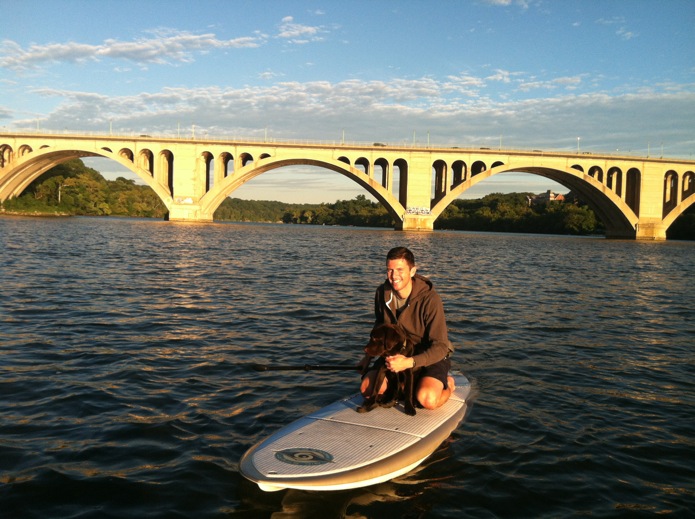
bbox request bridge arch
[683,171,695,199]
[200,156,405,223]
[0,146,173,207]
[431,163,638,238]
[355,157,370,176]
[201,151,213,192]
[239,152,254,167]
[589,165,604,182]
[662,192,695,231]
[157,150,174,194]
[119,148,134,161]
[218,152,234,178]
[626,168,641,215]
[607,167,622,196]
[374,158,389,189]
[138,149,154,175]
[432,159,447,203]
[393,158,408,208]
[472,160,486,176]
[452,160,467,186]
[663,170,678,217]
[1,144,13,167]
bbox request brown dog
[357,323,417,416]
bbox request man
[359,246,454,410]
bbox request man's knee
[417,389,440,410]
[361,373,387,396]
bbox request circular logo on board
[275,448,334,465]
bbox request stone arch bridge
[1,132,693,240]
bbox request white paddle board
[239,373,472,492]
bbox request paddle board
[239,373,472,492]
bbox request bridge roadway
[1,132,694,239]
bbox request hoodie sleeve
[410,285,452,368]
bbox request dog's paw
[404,404,417,416]
[356,404,374,413]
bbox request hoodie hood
[384,274,433,312]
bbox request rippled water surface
[1,216,693,518]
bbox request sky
[2,0,694,203]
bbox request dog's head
[364,324,408,357]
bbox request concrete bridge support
[399,214,436,231]
[634,221,667,240]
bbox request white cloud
[596,17,638,40]
[518,75,584,92]
[616,27,638,40]
[486,69,515,83]
[0,105,13,120]
[259,70,284,80]
[482,0,531,8]
[276,16,325,44]
[0,29,267,71]
[0,16,332,72]
[11,78,693,160]
[595,17,625,26]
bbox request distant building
[528,190,566,206]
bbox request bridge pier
[634,220,667,241]
[167,199,213,222]
[398,214,435,231]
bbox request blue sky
[2,0,694,203]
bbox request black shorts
[418,356,451,389]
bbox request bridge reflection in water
[1,132,693,239]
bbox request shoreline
[0,209,72,217]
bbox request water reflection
[240,441,458,518]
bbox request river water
[0,216,693,518]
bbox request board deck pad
[251,375,470,480]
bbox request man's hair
[386,247,415,268]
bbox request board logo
[275,448,334,465]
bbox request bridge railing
[0,128,690,162]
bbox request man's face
[386,258,416,295]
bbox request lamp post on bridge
[577,137,581,153]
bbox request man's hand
[386,354,414,373]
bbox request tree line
[1,159,167,218]
[2,159,693,239]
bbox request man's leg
[416,375,456,410]
[360,369,388,397]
